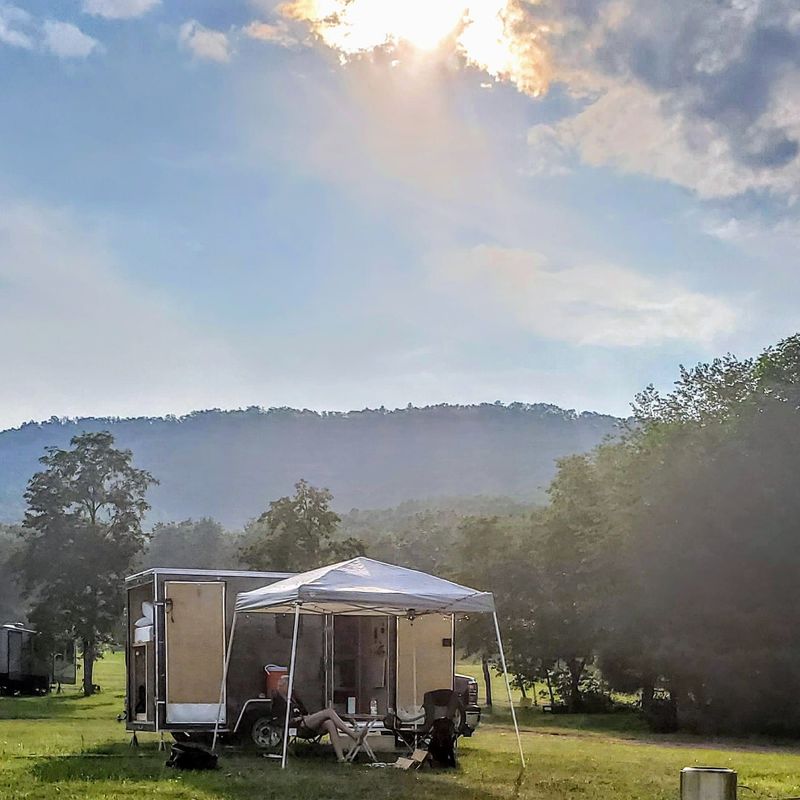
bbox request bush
[643,697,678,733]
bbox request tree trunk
[82,638,95,697]
[545,670,555,706]
[518,678,527,699]
[567,658,584,712]
[482,656,493,708]
[641,680,655,713]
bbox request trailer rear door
[164,581,226,724]
[396,615,454,712]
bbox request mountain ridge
[0,403,621,526]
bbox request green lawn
[1,653,800,799]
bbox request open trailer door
[396,614,454,712]
[164,581,226,724]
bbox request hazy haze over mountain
[0,404,620,527]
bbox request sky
[1,0,799,429]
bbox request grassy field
[1,654,800,800]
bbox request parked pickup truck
[454,673,481,735]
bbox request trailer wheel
[250,716,282,751]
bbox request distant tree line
[5,333,800,731]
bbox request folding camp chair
[287,723,327,754]
[383,689,465,755]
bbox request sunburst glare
[281,0,550,96]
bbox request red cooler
[265,664,288,695]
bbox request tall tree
[0,524,26,622]
[18,432,155,695]
[144,518,240,570]
[453,515,538,707]
[240,479,364,572]
[529,455,611,710]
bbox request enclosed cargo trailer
[125,568,293,738]
[125,567,459,747]
[0,623,51,694]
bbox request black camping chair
[384,689,465,758]
[264,694,328,756]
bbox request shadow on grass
[484,706,651,737]
[28,741,524,800]
[30,742,167,783]
[0,691,121,721]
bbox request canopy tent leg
[411,618,418,710]
[212,611,238,753]
[281,603,301,769]
[492,611,526,768]
[411,619,418,748]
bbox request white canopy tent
[211,557,525,769]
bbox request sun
[282,0,466,54]
[281,0,550,97]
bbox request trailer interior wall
[331,616,394,716]
[127,580,156,725]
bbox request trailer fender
[233,698,273,733]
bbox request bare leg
[322,720,347,761]
[302,709,360,741]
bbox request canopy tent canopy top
[234,556,495,617]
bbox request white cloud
[431,245,738,347]
[0,4,34,49]
[179,20,231,63]
[82,0,160,20]
[242,19,301,48]
[42,20,99,58]
[528,85,800,200]
[517,0,800,200]
[0,201,250,430]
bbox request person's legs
[302,709,360,741]
[322,720,347,761]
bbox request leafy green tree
[453,515,539,707]
[632,353,756,427]
[529,455,612,710]
[453,516,504,706]
[0,524,26,622]
[241,479,364,572]
[144,518,240,570]
[18,432,156,695]
[628,387,800,733]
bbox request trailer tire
[250,716,283,751]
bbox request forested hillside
[0,404,619,526]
